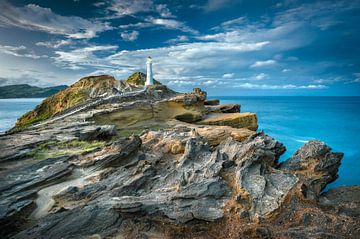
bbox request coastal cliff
[0,74,359,239]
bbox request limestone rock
[280,140,343,199]
[0,83,356,239]
[192,88,207,101]
[198,112,258,131]
[76,125,117,140]
[206,104,240,113]
[204,99,220,105]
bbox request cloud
[0,2,112,39]
[145,17,198,34]
[250,60,277,68]
[166,35,189,44]
[273,0,360,30]
[36,40,73,49]
[233,83,327,90]
[53,45,118,70]
[212,16,247,31]
[0,69,71,87]
[222,73,234,78]
[253,73,268,80]
[120,31,139,41]
[203,0,236,12]
[156,4,174,18]
[117,18,197,35]
[282,68,291,73]
[105,0,174,18]
[0,44,45,59]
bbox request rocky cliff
[13,72,156,131]
[0,76,358,239]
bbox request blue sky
[0,0,359,96]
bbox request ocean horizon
[1,96,359,189]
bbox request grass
[27,140,105,160]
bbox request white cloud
[0,2,112,39]
[212,16,247,31]
[250,60,277,68]
[273,1,360,30]
[36,40,73,49]
[234,83,327,90]
[222,73,234,78]
[166,35,189,44]
[145,17,198,34]
[282,68,290,73]
[0,44,45,59]
[253,73,268,80]
[203,0,235,12]
[53,45,118,70]
[120,31,139,41]
[156,4,174,18]
[105,0,174,19]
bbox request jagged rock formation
[13,72,159,131]
[0,75,358,239]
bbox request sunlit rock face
[0,76,358,239]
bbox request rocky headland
[0,73,359,239]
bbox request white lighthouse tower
[145,56,153,86]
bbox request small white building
[145,56,153,86]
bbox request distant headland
[0,84,67,99]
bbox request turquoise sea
[1,97,359,188]
[0,98,44,133]
[210,96,360,188]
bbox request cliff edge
[0,75,358,239]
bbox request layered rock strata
[0,76,358,239]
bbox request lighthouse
[145,56,153,86]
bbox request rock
[204,99,220,105]
[76,136,142,168]
[198,112,258,131]
[13,75,127,131]
[14,205,123,239]
[280,140,343,199]
[206,104,240,113]
[175,112,203,123]
[0,83,356,239]
[76,125,117,140]
[221,133,298,217]
[192,88,207,101]
[319,186,360,218]
[194,125,255,145]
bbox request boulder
[280,140,343,199]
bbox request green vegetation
[16,112,52,131]
[0,84,67,99]
[27,140,105,160]
[126,72,161,85]
[67,89,89,107]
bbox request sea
[0,97,359,189]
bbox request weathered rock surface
[280,140,343,199]
[204,99,220,105]
[206,104,240,113]
[198,112,258,131]
[0,79,358,239]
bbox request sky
[0,0,359,96]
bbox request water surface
[0,98,43,132]
[210,96,360,188]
